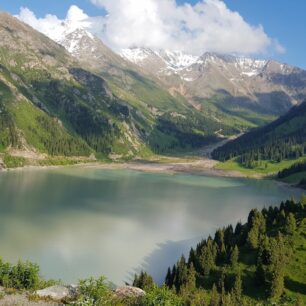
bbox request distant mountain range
[120,47,306,116]
[1,11,306,165]
[0,12,238,165]
[44,16,306,127]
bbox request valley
[0,5,305,306]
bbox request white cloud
[16,0,284,56]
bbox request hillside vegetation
[0,13,242,168]
[212,101,306,176]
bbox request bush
[3,154,26,168]
[0,259,40,290]
[141,285,183,306]
[74,276,112,306]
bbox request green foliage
[75,277,112,306]
[142,285,183,306]
[133,271,155,291]
[212,101,306,169]
[0,259,40,290]
[3,154,26,168]
[164,199,306,304]
[246,209,266,249]
[285,212,297,235]
[230,245,239,268]
[257,233,289,300]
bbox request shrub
[74,276,112,306]
[141,285,183,306]
[0,259,40,290]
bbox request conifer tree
[285,212,297,235]
[210,284,219,306]
[230,245,239,268]
[232,271,243,304]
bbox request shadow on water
[126,237,202,285]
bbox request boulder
[36,285,78,301]
[114,286,145,299]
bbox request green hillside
[0,12,243,168]
[133,197,306,305]
[212,101,306,175]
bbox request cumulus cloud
[16,0,284,55]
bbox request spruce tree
[210,284,219,306]
[232,272,242,304]
[285,212,297,235]
[230,245,239,268]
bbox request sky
[1,0,305,69]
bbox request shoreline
[1,158,303,191]
[0,158,266,179]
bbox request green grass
[281,172,306,184]
[3,154,26,168]
[215,157,306,177]
[284,218,306,302]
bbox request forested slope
[212,101,306,169]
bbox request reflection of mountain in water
[127,237,202,285]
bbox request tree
[232,272,242,304]
[210,284,219,306]
[133,271,155,291]
[256,234,288,300]
[247,209,266,249]
[199,242,216,276]
[285,212,297,235]
[173,256,188,293]
[230,245,239,268]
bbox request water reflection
[0,168,302,285]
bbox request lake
[0,167,302,285]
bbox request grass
[215,157,306,177]
[284,218,306,301]
[281,172,306,184]
[3,154,26,168]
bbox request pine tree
[247,209,266,249]
[232,272,242,304]
[165,267,173,288]
[285,212,297,235]
[133,271,155,291]
[230,245,239,268]
[210,284,219,306]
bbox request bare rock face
[36,285,78,301]
[114,286,145,299]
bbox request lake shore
[81,159,263,178]
[0,157,264,179]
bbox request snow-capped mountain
[120,47,306,114]
[34,17,306,116]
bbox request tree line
[134,197,306,305]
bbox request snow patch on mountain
[120,48,200,72]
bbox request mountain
[212,100,306,168]
[30,17,293,133]
[121,48,306,123]
[0,12,240,167]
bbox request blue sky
[1,0,305,69]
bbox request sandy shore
[0,158,253,178]
[79,159,262,178]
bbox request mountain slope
[0,12,147,162]
[121,48,306,126]
[212,100,306,169]
[0,12,240,166]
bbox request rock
[36,285,78,301]
[114,286,145,299]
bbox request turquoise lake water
[0,167,301,285]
